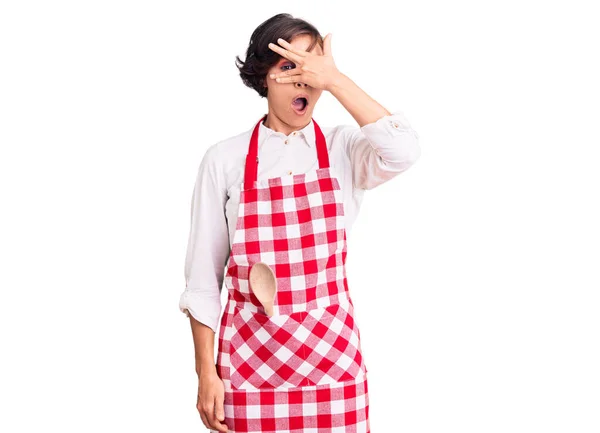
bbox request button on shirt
[179,110,421,332]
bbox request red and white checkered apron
[213,115,370,433]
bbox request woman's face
[264,34,324,127]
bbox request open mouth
[291,95,309,115]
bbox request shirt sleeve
[178,142,230,333]
[344,110,421,190]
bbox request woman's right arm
[179,142,230,432]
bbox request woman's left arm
[328,72,421,190]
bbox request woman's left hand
[268,33,342,92]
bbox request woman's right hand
[197,369,228,432]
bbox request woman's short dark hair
[235,13,323,98]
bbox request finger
[209,416,229,432]
[275,74,302,84]
[198,406,210,430]
[197,394,210,428]
[199,395,215,427]
[270,68,302,80]
[275,37,308,57]
[207,395,229,432]
[268,42,303,65]
[215,394,226,422]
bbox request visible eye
[281,63,296,71]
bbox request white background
[1,1,599,432]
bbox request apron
[214,114,370,433]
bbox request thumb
[215,398,225,421]
[323,33,332,56]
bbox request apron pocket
[301,300,367,386]
[228,300,367,390]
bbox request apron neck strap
[244,114,329,188]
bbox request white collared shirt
[179,110,421,332]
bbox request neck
[263,112,310,136]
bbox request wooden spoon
[249,261,278,317]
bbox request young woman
[179,13,421,433]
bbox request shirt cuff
[359,110,420,151]
[179,289,222,333]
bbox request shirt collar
[257,117,316,148]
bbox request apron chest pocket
[228,301,366,390]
